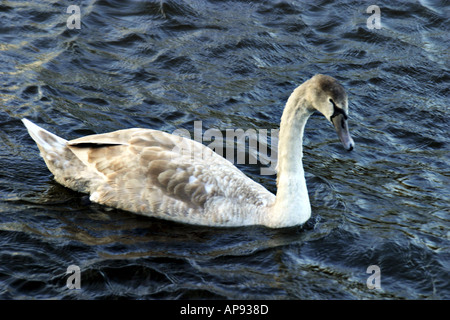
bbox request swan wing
[67,129,273,226]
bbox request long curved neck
[266,87,313,227]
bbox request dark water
[0,0,448,300]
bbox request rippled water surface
[0,0,448,299]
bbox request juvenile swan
[22,74,354,228]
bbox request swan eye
[329,99,348,120]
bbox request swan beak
[331,113,354,151]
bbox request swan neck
[266,90,312,227]
[278,98,311,171]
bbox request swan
[22,74,354,228]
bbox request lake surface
[0,0,448,299]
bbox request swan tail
[22,118,68,150]
[22,118,72,180]
[22,118,103,194]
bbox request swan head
[305,74,355,151]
